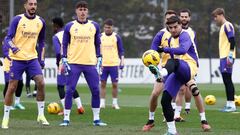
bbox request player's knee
[152,89,161,98]
[161,91,172,107]
[91,88,100,98]
[190,84,199,96]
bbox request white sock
[160,68,168,76]
[3,105,11,119]
[74,97,82,108]
[37,101,45,116]
[185,102,191,109]
[167,121,177,134]
[171,102,176,110]
[64,109,71,121]
[92,108,100,121]
[112,98,118,105]
[60,99,65,108]
[199,112,206,121]
[100,98,105,106]
[174,106,182,118]
[149,111,155,120]
[15,97,20,105]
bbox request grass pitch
[0,84,240,135]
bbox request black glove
[157,47,164,53]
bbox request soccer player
[25,74,38,97]
[59,1,107,126]
[2,36,25,110]
[1,0,49,129]
[173,9,211,131]
[212,8,236,112]
[142,10,177,132]
[52,17,85,115]
[100,18,124,110]
[149,16,198,135]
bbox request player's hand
[157,47,164,53]
[39,61,45,69]
[11,47,20,54]
[119,65,124,70]
[96,56,102,75]
[227,51,234,67]
[119,60,124,70]
[62,58,71,75]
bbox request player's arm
[92,21,101,57]
[224,23,235,51]
[5,16,21,53]
[3,37,11,61]
[62,22,73,58]
[116,34,124,69]
[52,35,61,67]
[151,31,164,51]
[38,18,46,68]
[161,33,191,55]
[92,21,102,74]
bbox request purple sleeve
[151,31,164,51]
[62,22,73,58]
[5,16,21,47]
[2,37,9,58]
[164,32,192,55]
[116,34,124,58]
[52,35,61,56]
[224,23,234,39]
[38,17,46,61]
[92,21,101,57]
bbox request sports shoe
[10,106,16,110]
[149,65,160,76]
[77,107,85,114]
[112,104,120,110]
[220,106,236,112]
[174,116,185,122]
[59,120,70,126]
[201,120,211,132]
[1,118,9,129]
[93,120,107,126]
[37,115,49,126]
[32,91,37,97]
[26,93,32,98]
[142,120,154,132]
[14,103,25,110]
[185,109,190,114]
[164,132,179,135]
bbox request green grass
[0,84,240,135]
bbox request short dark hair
[166,16,181,25]
[75,1,88,9]
[179,8,191,16]
[165,10,177,17]
[212,8,225,17]
[104,18,113,26]
[52,17,64,28]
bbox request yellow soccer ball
[235,96,240,106]
[47,102,61,114]
[142,50,161,67]
[205,95,216,105]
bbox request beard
[27,9,36,16]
